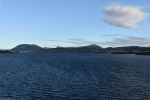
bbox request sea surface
[0,53,150,100]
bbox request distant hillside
[10,44,150,54]
[79,44,103,50]
[40,44,104,53]
[11,44,43,52]
[105,46,150,51]
[55,44,103,50]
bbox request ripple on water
[0,53,150,100]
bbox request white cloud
[103,33,122,37]
[102,3,149,29]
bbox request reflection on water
[0,53,150,100]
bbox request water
[0,53,150,100]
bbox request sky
[0,0,150,49]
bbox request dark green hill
[11,44,43,52]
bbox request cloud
[102,3,149,29]
[69,37,150,47]
[44,36,150,47]
[43,39,86,44]
[44,39,103,46]
[104,36,150,47]
[68,39,102,45]
[103,33,122,37]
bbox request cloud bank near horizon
[102,3,149,29]
[104,36,150,47]
[44,36,150,47]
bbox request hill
[105,46,150,51]
[79,44,103,50]
[11,44,43,52]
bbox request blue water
[0,53,150,100]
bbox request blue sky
[0,0,150,49]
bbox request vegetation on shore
[0,50,13,54]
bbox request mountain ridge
[9,44,150,54]
[11,44,43,52]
